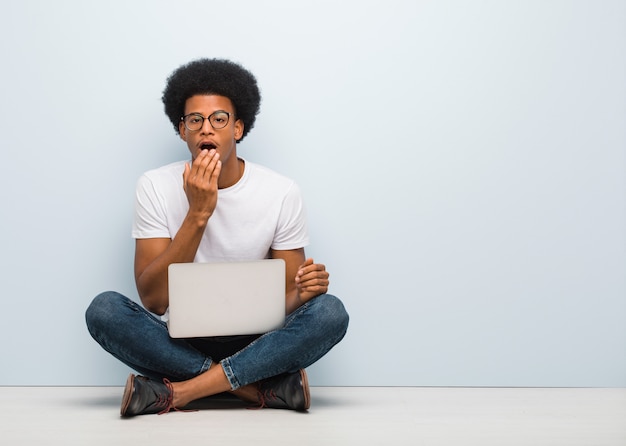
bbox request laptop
[167,259,286,338]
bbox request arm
[135,150,221,315]
[271,248,330,315]
[134,223,201,315]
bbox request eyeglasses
[181,110,232,131]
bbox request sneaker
[120,374,174,417]
[258,369,310,411]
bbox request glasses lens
[209,111,230,129]
[184,114,204,131]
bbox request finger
[299,281,329,297]
[210,159,222,185]
[301,275,329,288]
[300,277,329,288]
[207,150,220,173]
[191,149,214,178]
[299,262,327,279]
[299,258,314,270]
[203,151,221,183]
[298,258,319,274]
[296,258,315,283]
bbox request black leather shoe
[120,374,174,417]
[258,369,310,411]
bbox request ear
[179,120,187,141]
[234,119,244,142]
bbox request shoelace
[156,379,199,415]
[252,388,282,410]
[156,379,175,415]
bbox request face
[179,94,244,165]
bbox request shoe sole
[300,369,311,410]
[120,374,135,417]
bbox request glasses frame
[181,110,233,131]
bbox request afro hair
[162,58,261,142]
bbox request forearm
[285,289,304,315]
[136,212,208,314]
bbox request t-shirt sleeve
[131,174,171,239]
[271,182,310,251]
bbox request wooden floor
[2,386,625,445]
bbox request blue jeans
[85,291,349,389]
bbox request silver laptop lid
[167,259,285,338]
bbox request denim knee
[85,291,127,335]
[311,294,349,342]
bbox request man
[85,58,349,417]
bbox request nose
[200,118,214,134]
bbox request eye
[209,112,230,128]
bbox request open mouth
[200,143,216,151]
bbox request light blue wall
[0,0,624,386]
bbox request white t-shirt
[132,158,309,261]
